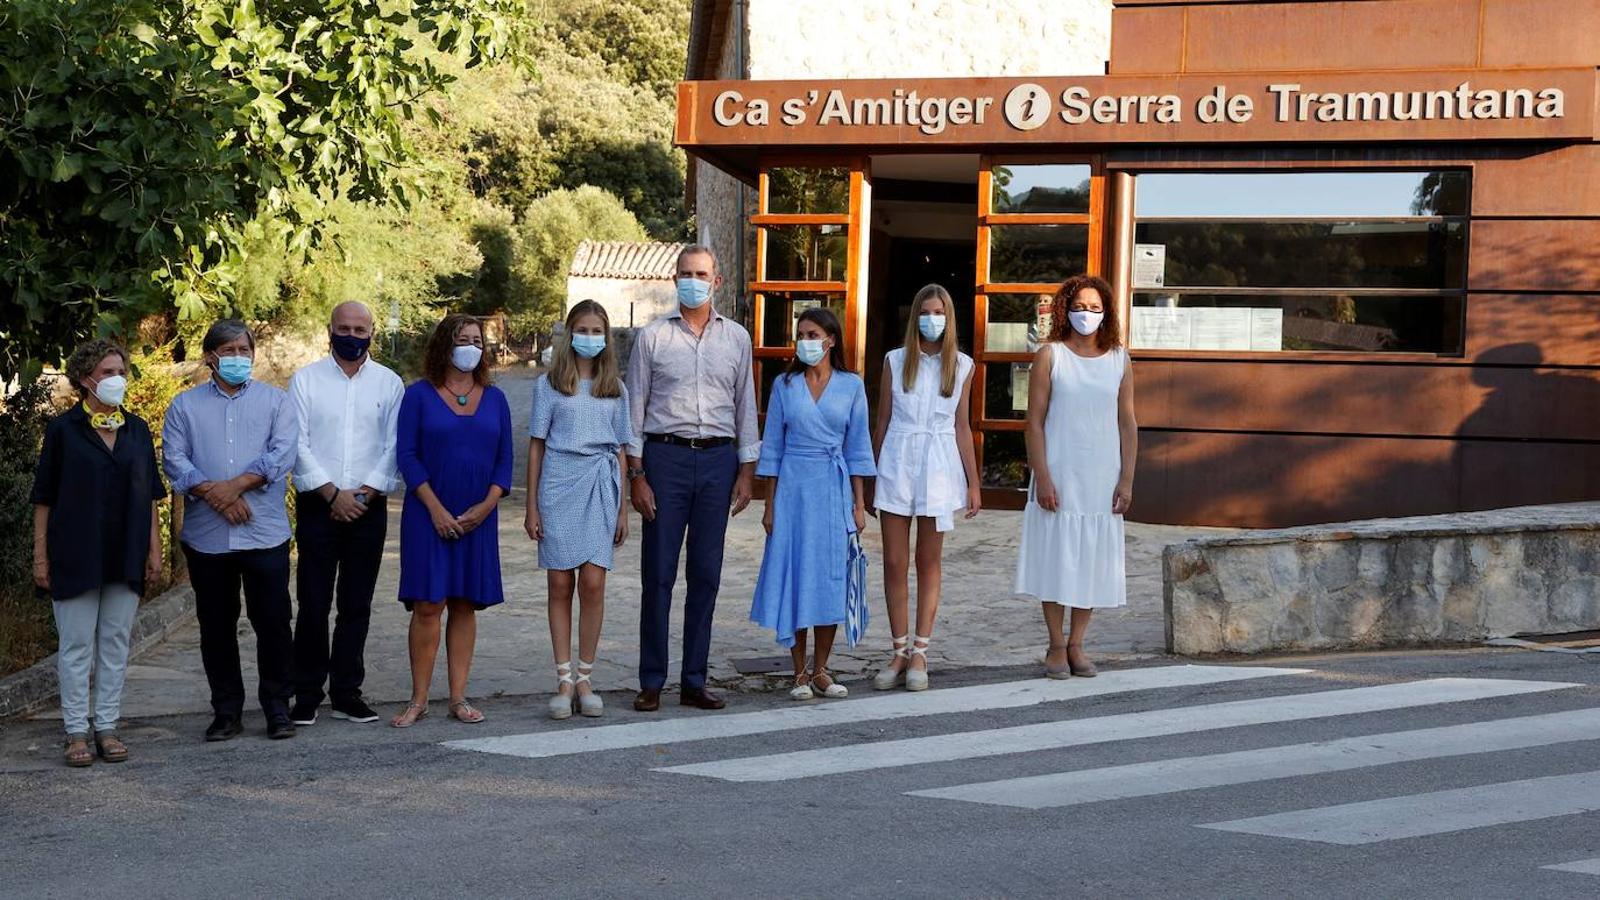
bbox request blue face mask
[676,277,713,309]
[918,314,947,341]
[571,333,606,359]
[796,339,827,367]
[215,355,252,386]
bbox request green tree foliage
[440,0,691,239]
[0,0,525,380]
[510,185,645,335]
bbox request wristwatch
[626,466,647,482]
[353,491,369,506]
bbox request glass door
[973,156,1106,508]
[751,159,871,413]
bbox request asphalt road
[3,647,1600,899]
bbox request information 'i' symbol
[1003,83,1051,131]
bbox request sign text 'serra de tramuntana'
[710,82,1568,134]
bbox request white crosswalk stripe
[1543,857,1600,876]
[660,678,1575,782]
[443,664,1304,760]
[444,664,1600,854]
[907,706,1600,808]
[1198,770,1600,845]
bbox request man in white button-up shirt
[286,301,404,726]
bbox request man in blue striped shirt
[163,319,299,742]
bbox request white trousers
[52,584,140,735]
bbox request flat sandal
[64,735,93,768]
[390,702,429,728]
[95,732,129,763]
[448,700,485,724]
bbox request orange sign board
[676,69,1597,148]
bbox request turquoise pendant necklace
[455,391,470,406]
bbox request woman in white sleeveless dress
[1015,274,1137,678]
[870,284,979,692]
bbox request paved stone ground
[53,368,1225,720]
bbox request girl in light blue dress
[525,300,633,720]
[750,308,876,701]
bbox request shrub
[0,381,56,676]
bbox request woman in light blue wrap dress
[525,300,633,720]
[750,308,876,701]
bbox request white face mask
[451,344,484,372]
[92,375,128,407]
[1068,310,1105,336]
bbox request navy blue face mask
[331,333,371,362]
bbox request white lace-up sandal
[575,659,604,717]
[789,671,814,701]
[906,634,931,692]
[811,669,849,699]
[872,634,909,691]
[548,661,575,720]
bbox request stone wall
[566,276,679,330]
[695,3,754,320]
[1164,503,1600,655]
[746,0,1112,80]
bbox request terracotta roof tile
[568,241,688,280]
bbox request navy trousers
[639,441,737,691]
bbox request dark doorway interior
[864,237,977,414]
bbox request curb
[0,583,196,722]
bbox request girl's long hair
[1048,274,1122,351]
[783,307,849,382]
[548,300,624,398]
[900,283,959,398]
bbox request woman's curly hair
[64,339,129,397]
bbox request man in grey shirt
[625,245,760,711]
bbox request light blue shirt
[162,378,298,553]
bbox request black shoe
[266,717,297,740]
[329,698,379,723]
[679,687,727,710]
[205,715,243,742]
[289,700,319,726]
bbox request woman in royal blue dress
[750,308,876,701]
[390,314,514,727]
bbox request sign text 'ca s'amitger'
[675,69,1597,148]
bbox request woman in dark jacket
[31,339,165,767]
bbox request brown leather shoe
[633,688,661,712]
[679,687,726,710]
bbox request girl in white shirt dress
[525,300,633,720]
[1015,274,1138,679]
[870,284,980,692]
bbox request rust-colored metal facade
[678,0,1600,527]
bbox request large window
[1130,171,1469,355]
[976,159,1102,493]
[752,165,859,412]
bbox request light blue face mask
[796,339,827,367]
[918,314,947,341]
[676,277,713,309]
[215,356,252,386]
[571,333,606,359]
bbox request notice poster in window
[987,322,1032,353]
[1131,306,1191,349]
[1250,308,1285,351]
[1133,244,1166,289]
[1011,363,1031,412]
[1189,307,1253,350]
